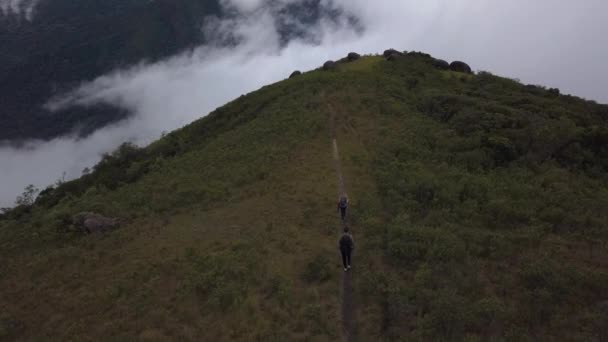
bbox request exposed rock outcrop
[72,212,120,234]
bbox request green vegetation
[1,52,608,340]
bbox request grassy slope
[2,53,608,340]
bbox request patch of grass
[303,254,332,283]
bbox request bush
[419,94,476,122]
[289,70,301,78]
[485,135,518,165]
[266,275,292,306]
[303,254,332,283]
[187,250,258,311]
[421,290,469,339]
[387,226,466,265]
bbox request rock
[289,70,301,78]
[347,52,361,61]
[322,60,337,71]
[432,59,450,70]
[407,51,432,59]
[386,53,403,61]
[72,212,119,234]
[449,61,472,73]
[384,49,405,61]
[383,49,400,58]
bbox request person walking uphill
[339,226,354,271]
[337,194,349,221]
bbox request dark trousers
[341,248,352,268]
[340,207,346,220]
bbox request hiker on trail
[337,194,348,221]
[339,226,354,271]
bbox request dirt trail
[328,103,355,342]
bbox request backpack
[340,234,353,250]
[339,196,348,208]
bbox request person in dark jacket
[339,226,354,271]
[337,194,349,221]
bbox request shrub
[387,226,466,265]
[14,184,39,206]
[187,251,258,311]
[303,254,332,283]
[419,94,476,122]
[289,70,301,78]
[485,135,518,165]
[266,275,292,306]
[421,290,469,339]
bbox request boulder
[289,70,301,78]
[72,212,120,234]
[386,53,403,62]
[432,59,450,70]
[383,49,400,58]
[347,52,361,61]
[449,61,472,73]
[322,60,337,71]
[407,51,432,59]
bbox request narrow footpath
[329,103,355,342]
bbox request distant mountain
[2,51,608,340]
[0,0,333,142]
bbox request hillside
[1,51,608,340]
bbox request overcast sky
[1,0,608,207]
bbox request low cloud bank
[2,0,608,207]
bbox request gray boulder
[432,59,450,70]
[386,53,403,61]
[322,60,337,71]
[449,61,472,73]
[73,212,120,234]
[347,52,361,61]
[384,49,404,61]
[383,49,401,58]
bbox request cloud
[2,0,608,207]
[0,0,40,20]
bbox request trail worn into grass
[329,102,355,342]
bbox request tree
[54,171,67,187]
[15,184,39,206]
